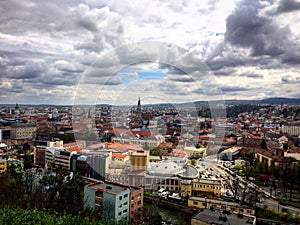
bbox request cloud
[276,0,300,13]
[0,0,299,104]
[224,0,292,57]
[281,75,300,83]
[221,86,248,92]
[240,73,263,79]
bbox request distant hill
[1,97,299,108]
[223,97,300,106]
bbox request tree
[190,159,197,166]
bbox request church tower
[135,97,142,124]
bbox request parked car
[158,188,165,196]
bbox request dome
[148,158,184,176]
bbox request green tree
[190,159,197,166]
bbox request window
[123,209,128,213]
[124,193,128,198]
[193,201,198,205]
[96,191,103,198]
[131,196,134,201]
[137,200,141,205]
[124,202,128,206]
[119,196,122,200]
[118,212,122,216]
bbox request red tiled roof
[112,153,126,159]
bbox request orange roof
[106,142,142,151]
[112,153,126,159]
[68,147,81,152]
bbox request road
[200,154,300,216]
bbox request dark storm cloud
[224,0,291,57]
[277,0,300,13]
[281,54,300,65]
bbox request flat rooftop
[87,181,129,194]
[86,181,142,194]
[193,208,256,225]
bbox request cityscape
[1,98,300,224]
[1,1,300,225]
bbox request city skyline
[1,0,300,105]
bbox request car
[158,188,165,196]
[263,194,269,199]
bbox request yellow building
[184,146,206,159]
[180,179,221,199]
[188,196,255,216]
[0,159,7,173]
[112,153,130,163]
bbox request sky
[1,0,300,106]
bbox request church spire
[135,97,142,124]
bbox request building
[284,149,300,161]
[256,149,298,168]
[45,147,73,170]
[135,97,143,125]
[188,197,255,216]
[130,150,150,171]
[0,159,7,173]
[214,124,237,137]
[34,140,64,167]
[73,151,112,181]
[84,181,144,224]
[111,134,164,149]
[145,158,199,192]
[281,123,300,136]
[219,146,242,161]
[184,146,207,159]
[191,208,256,225]
[180,179,222,199]
[10,123,37,140]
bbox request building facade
[180,179,222,199]
[10,123,37,140]
[188,196,255,216]
[84,181,143,224]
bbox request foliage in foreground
[255,207,300,224]
[0,207,125,225]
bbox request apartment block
[45,147,72,170]
[84,181,144,224]
[10,123,37,140]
